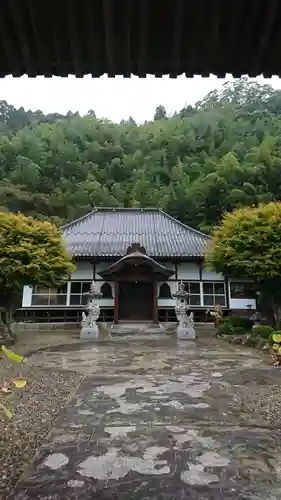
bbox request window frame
[229,281,256,299]
[202,281,226,307]
[183,281,202,306]
[31,284,68,307]
[69,280,92,306]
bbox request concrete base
[12,322,79,332]
[177,325,196,340]
[80,324,100,341]
[110,322,163,335]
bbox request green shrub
[217,322,233,335]
[223,315,254,330]
[271,332,281,366]
[252,324,274,339]
[271,330,281,338]
[270,330,281,346]
[231,326,247,335]
[256,338,267,349]
[249,336,260,347]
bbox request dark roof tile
[62,208,210,258]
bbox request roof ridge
[61,206,163,231]
[91,207,160,212]
[158,209,211,239]
[60,208,97,230]
[61,207,210,240]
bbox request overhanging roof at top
[62,208,210,260]
[1,0,281,78]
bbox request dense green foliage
[2,77,281,230]
[216,322,233,336]
[252,324,274,339]
[206,202,281,326]
[217,315,254,335]
[0,211,74,289]
[271,332,281,366]
[224,316,254,330]
[0,211,74,337]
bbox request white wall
[157,280,179,307]
[201,270,224,281]
[98,298,114,307]
[228,280,256,310]
[95,280,115,306]
[71,262,93,280]
[95,262,111,278]
[177,263,200,280]
[158,298,175,307]
[157,281,178,296]
[160,261,176,279]
[22,285,32,307]
[230,298,256,310]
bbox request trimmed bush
[224,315,254,330]
[217,322,233,335]
[231,326,247,335]
[271,330,281,338]
[271,331,281,366]
[256,338,267,349]
[252,324,274,339]
[249,336,260,347]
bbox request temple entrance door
[119,281,154,321]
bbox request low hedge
[272,330,281,337]
[217,322,233,335]
[223,315,254,330]
[231,326,248,335]
[252,324,274,339]
[217,315,253,336]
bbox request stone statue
[80,281,103,341]
[173,281,196,340]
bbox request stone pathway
[14,337,281,499]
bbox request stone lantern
[80,281,103,341]
[173,281,196,340]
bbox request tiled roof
[62,208,210,259]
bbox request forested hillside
[1,77,281,232]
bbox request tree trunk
[0,307,16,344]
[0,287,21,344]
[0,309,9,342]
[271,301,281,329]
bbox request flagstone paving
[14,337,281,499]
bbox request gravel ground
[0,356,82,499]
[228,382,281,428]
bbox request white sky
[1,74,281,123]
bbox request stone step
[109,333,171,341]
[112,322,162,331]
[110,326,164,335]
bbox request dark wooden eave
[99,251,174,280]
[1,0,281,78]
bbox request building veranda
[19,208,257,324]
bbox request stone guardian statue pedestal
[80,281,102,341]
[173,281,196,340]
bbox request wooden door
[119,281,153,320]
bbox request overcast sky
[1,74,281,123]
